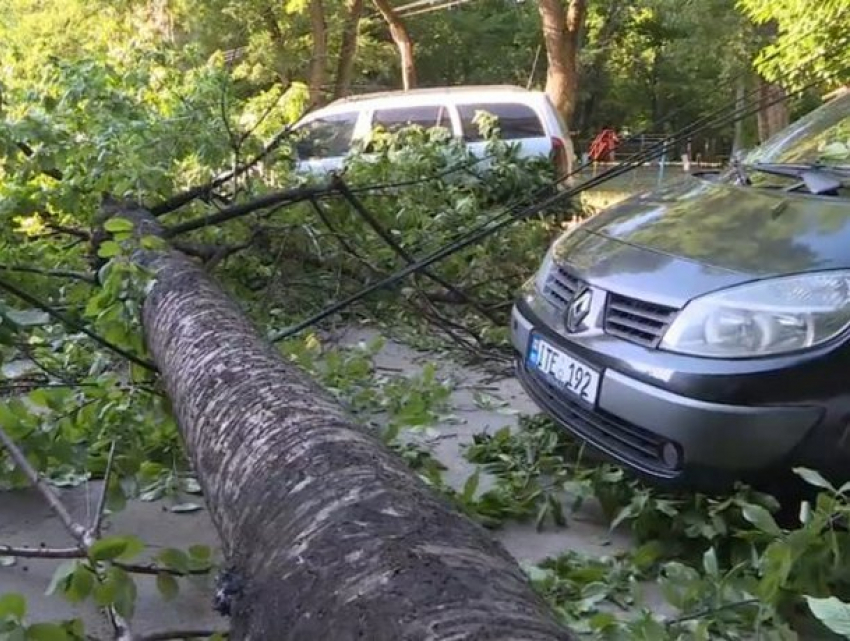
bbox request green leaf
[93,579,117,608]
[157,549,189,574]
[24,624,68,641]
[97,241,121,259]
[188,545,211,561]
[793,467,836,493]
[0,593,26,620]
[806,596,850,637]
[742,503,782,536]
[89,536,131,561]
[45,561,78,596]
[461,469,479,503]
[103,218,134,233]
[109,569,136,619]
[156,572,179,601]
[66,566,94,603]
[702,547,719,577]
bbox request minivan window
[295,112,358,159]
[372,105,451,132]
[458,102,545,141]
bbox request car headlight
[534,245,556,294]
[661,271,850,358]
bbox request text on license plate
[528,336,601,405]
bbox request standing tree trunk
[732,76,747,155]
[757,77,789,142]
[262,4,290,85]
[537,0,586,127]
[373,0,417,90]
[334,0,365,99]
[309,0,328,105]
[117,205,575,640]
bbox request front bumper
[511,303,823,484]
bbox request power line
[268,53,850,343]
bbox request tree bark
[373,0,417,90]
[756,77,789,142]
[117,205,575,640]
[308,0,329,105]
[334,0,365,99]
[732,76,747,155]
[537,0,586,127]
[262,4,290,85]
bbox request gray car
[513,92,850,491]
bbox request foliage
[737,0,850,89]
[0,1,848,637]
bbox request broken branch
[0,276,157,372]
[136,629,226,641]
[0,545,83,559]
[149,121,300,217]
[163,185,329,237]
[0,263,96,284]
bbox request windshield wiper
[743,162,849,196]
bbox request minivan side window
[372,105,451,132]
[458,103,545,141]
[295,112,358,159]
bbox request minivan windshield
[744,92,850,168]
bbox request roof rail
[328,84,531,106]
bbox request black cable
[397,32,850,258]
[269,59,850,343]
[0,277,157,372]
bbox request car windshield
[743,91,850,168]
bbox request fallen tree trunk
[121,205,575,640]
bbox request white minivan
[292,85,575,182]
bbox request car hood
[555,175,850,306]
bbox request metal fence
[573,132,731,167]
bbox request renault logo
[564,287,592,333]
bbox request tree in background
[537,0,587,126]
[373,0,418,89]
[737,0,850,142]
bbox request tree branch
[0,263,96,284]
[0,425,137,639]
[0,425,89,543]
[15,141,63,181]
[332,176,501,323]
[44,222,91,239]
[0,545,83,559]
[0,276,157,372]
[148,120,300,217]
[92,441,116,536]
[114,561,211,577]
[136,629,226,641]
[162,185,329,237]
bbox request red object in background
[589,128,620,161]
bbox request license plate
[527,335,601,405]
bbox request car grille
[517,359,679,478]
[604,294,678,348]
[541,262,679,348]
[542,265,580,308]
